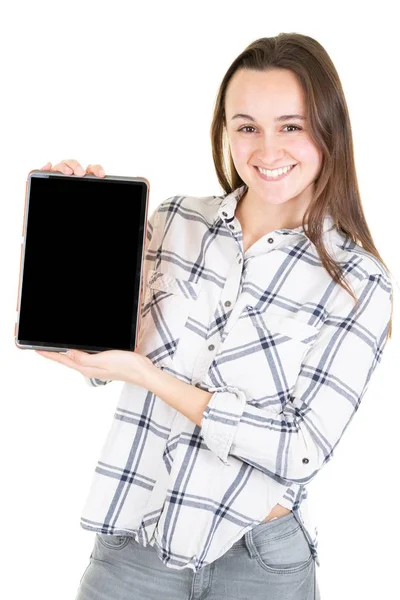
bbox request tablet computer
[15,170,149,354]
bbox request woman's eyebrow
[231,113,306,122]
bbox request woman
[37,33,393,600]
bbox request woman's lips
[254,164,297,182]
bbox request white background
[1,1,399,599]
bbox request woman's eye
[283,125,302,132]
[237,125,302,133]
[237,125,256,133]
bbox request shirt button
[229,224,235,230]
[195,382,201,388]
[224,300,231,307]
[302,458,309,464]
[238,257,242,264]
[268,237,274,244]
[222,211,228,217]
[208,344,215,351]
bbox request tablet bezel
[14,169,150,354]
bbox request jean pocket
[96,533,131,550]
[250,514,313,574]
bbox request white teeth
[257,164,295,178]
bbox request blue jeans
[75,512,320,599]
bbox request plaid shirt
[81,184,393,572]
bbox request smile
[254,164,297,182]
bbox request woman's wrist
[140,361,213,427]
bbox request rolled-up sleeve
[201,272,393,484]
[84,377,112,387]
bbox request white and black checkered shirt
[81,184,393,572]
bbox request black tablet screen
[16,172,148,353]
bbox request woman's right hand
[39,159,106,178]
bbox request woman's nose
[256,135,286,163]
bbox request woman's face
[224,68,322,211]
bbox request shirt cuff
[84,377,110,387]
[200,385,247,465]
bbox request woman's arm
[142,272,393,487]
[142,365,213,426]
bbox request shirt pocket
[218,309,320,411]
[259,312,320,345]
[137,268,202,367]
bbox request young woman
[36,33,393,600]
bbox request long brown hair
[210,33,394,340]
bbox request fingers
[38,159,83,176]
[35,349,79,366]
[54,159,86,176]
[86,164,105,177]
[38,160,105,177]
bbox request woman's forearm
[139,362,213,427]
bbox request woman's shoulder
[326,227,390,282]
[344,240,391,283]
[156,192,225,225]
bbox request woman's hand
[39,158,105,178]
[35,348,155,387]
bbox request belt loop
[244,528,257,559]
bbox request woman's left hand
[34,348,154,387]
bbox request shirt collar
[214,184,340,244]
